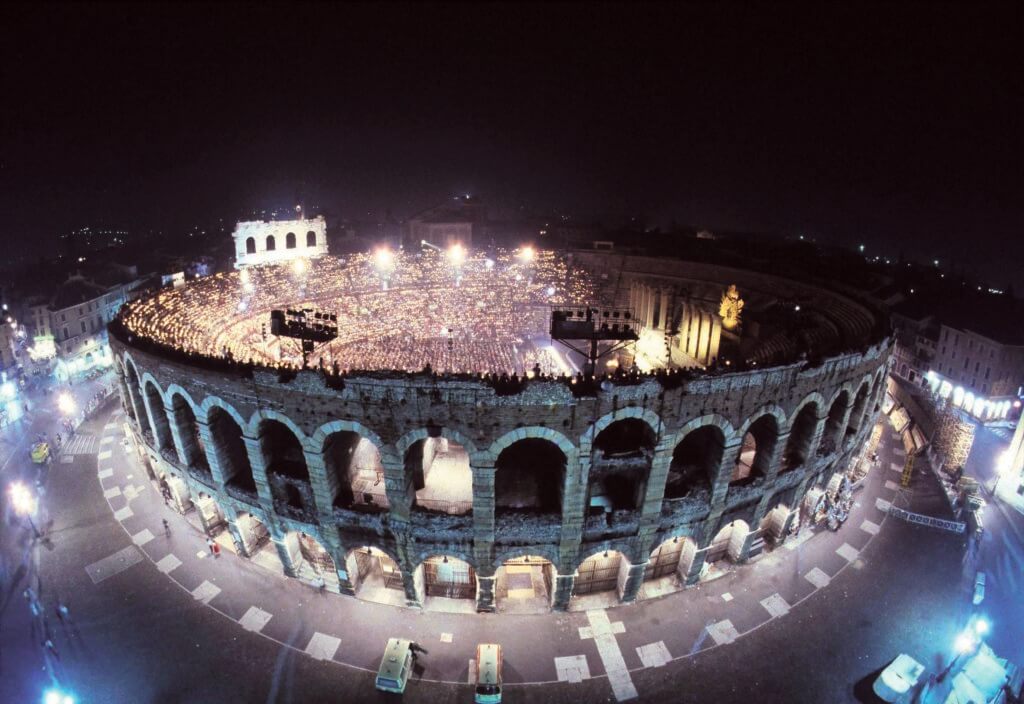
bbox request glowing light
[973,618,990,635]
[447,243,466,266]
[239,269,250,284]
[939,380,953,399]
[57,393,77,415]
[484,258,495,270]
[0,381,14,401]
[292,258,308,275]
[955,632,976,654]
[518,245,535,262]
[547,286,556,296]
[9,481,37,517]
[374,247,394,269]
[953,386,965,406]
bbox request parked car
[973,572,986,605]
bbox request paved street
[0,392,985,703]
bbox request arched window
[266,235,276,251]
[245,237,256,254]
[285,232,296,249]
[306,231,317,247]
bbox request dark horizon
[2,2,1021,282]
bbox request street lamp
[57,392,76,415]
[8,481,41,538]
[447,243,466,266]
[43,687,76,704]
[937,623,985,682]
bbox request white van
[475,643,503,703]
[375,638,414,693]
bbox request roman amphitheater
[108,242,893,613]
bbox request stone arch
[494,436,566,514]
[120,353,145,426]
[488,426,575,463]
[251,414,314,517]
[167,388,207,470]
[666,414,737,451]
[731,410,781,484]
[783,393,824,471]
[398,426,476,515]
[285,232,296,249]
[820,388,851,456]
[343,544,404,597]
[707,519,750,562]
[416,553,478,602]
[247,408,308,443]
[207,404,255,493]
[663,419,730,500]
[571,548,633,599]
[580,407,663,449]
[493,544,560,568]
[140,375,173,452]
[245,236,256,254]
[847,380,872,436]
[306,230,317,247]
[314,422,389,511]
[266,234,276,251]
[644,534,698,584]
[198,395,248,430]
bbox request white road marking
[579,610,636,700]
[98,450,112,460]
[100,436,113,445]
[85,546,144,584]
[554,654,591,683]
[132,529,154,546]
[98,468,113,479]
[103,487,122,499]
[636,641,671,668]
[891,461,903,471]
[721,592,734,602]
[884,480,900,491]
[860,519,880,535]
[836,543,860,562]
[805,567,831,588]
[239,606,273,632]
[156,554,182,573]
[191,580,221,604]
[304,632,341,661]
[706,619,740,645]
[113,506,134,521]
[760,593,791,618]
[440,632,453,643]
[876,498,891,512]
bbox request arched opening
[494,554,554,614]
[306,230,317,247]
[124,362,145,427]
[587,419,655,516]
[731,414,779,485]
[170,394,207,472]
[759,503,791,546]
[245,236,256,254]
[266,235,276,251]
[642,536,697,598]
[291,532,338,592]
[193,491,227,536]
[848,383,870,437]
[494,438,565,515]
[706,520,750,565]
[783,403,819,471]
[236,511,272,559]
[323,431,388,511]
[571,550,630,601]
[345,547,405,606]
[258,420,314,518]
[285,232,297,249]
[819,391,849,456]
[143,381,172,452]
[157,471,192,513]
[417,555,477,607]
[664,426,724,500]
[407,433,473,515]
[209,407,257,496]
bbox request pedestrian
[43,637,59,660]
[56,603,70,624]
[211,541,221,558]
[163,518,171,536]
[206,537,215,555]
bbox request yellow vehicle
[475,644,503,703]
[31,442,50,464]
[375,638,413,693]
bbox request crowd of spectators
[120,248,594,375]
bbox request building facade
[232,216,329,269]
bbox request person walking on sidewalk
[207,537,216,556]
[163,518,171,536]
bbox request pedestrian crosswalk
[62,433,98,456]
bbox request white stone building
[232,216,328,269]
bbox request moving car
[972,571,986,605]
[375,638,413,693]
[31,442,50,464]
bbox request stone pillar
[164,402,189,467]
[225,513,249,557]
[551,573,576,611]
[710,438,744,508]
[382,453,412,522]
[476,574,496,613]
[195,420,227,486]
[683,549,707,586]
[557,450,585,572]
[141,387,171,452]
[303,449,336,522]
[126,381,147,431]
[639,440,673,526]
[619,561,648,603]
[271,529,299,577]
[242,435,275,506]
[763,431,790,482]
[471,459,496,589]
[804,414,828,466]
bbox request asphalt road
[0,397,981,704]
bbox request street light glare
[447,243,466,265]
[955,632,975,653]
[519,245,535,262]
[58,392,76,415]
[973,618,990,635]
[292,258,307,275]
[9,481,37,517]
[374,247,394,268]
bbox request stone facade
[232,216,328,269]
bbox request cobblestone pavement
[0,403,972,703]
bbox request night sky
[2,3,1020,282]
